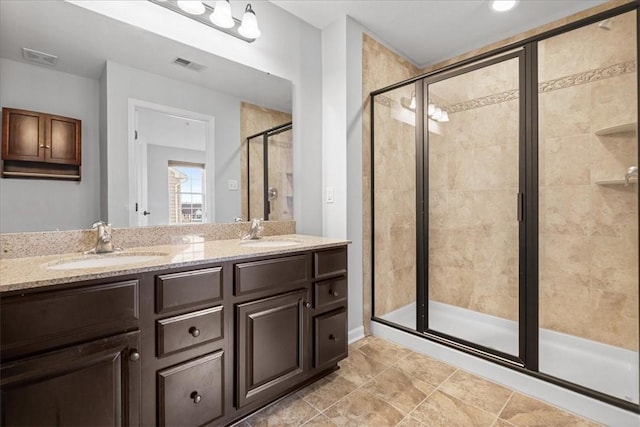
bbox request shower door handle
[517,193,524,222]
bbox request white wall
[319,17,366,338]
[0,58,101,232]
[104,61,242,226]
[71,1,324,235]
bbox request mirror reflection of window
[168,161,205,224]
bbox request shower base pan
[381,301,639,404]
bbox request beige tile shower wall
[363,34,420,324]
[240,102,292,220]
[538,11,638,351]
[267,129,294,221]
[373,93,417,316]
[428,96,520,322]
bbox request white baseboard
[348,325,365,344]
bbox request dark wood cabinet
[0,245,348,427]
[158,351,225,427]
[1,107,81,179]
[1,331,141,426]
[236,289,308,409]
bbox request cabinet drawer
[314,308,347,368]
[1,280,139,359]
[313,278,347,310]
[313,247,347,279]
[156,267,222,313]
[158,351,224,427]
[234,255,308,296]
[157,306,224,357]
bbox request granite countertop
[0,234,350,293]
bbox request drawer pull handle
[190,391,202,404]
[304,301,311,308]
[129,350,140,362]
[331,289,339,297]
[329,334,338,342]
[188,326,201,337]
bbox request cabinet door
[1,108,45,162]
[236,289,308,408]
[1,331,141,427]
[47,114,81,165]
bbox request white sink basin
[47,253,167,270]
[239,239,301,248]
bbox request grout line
[495,391,515,424]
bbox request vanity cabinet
[0,278,142,426]
[0,244,348,427]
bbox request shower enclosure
[371,6,638,412]
[246,122,293,220]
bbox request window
[168,161,205,224]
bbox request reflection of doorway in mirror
[129,99,214,227]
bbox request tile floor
[236,336,601,427]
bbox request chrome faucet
[85,221,121,254]
[625,166,638,186]
[242,218,264,240]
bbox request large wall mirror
[0,0,293,233]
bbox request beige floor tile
[302,413,338,427]
[493,419,517,427]
[499,393,602,427]
[439,370,513,414]
[392,351,457,386]
[297,372,359,411]
[410,390,496,427]
[396,415,428,426]
[246,394,319,427]
[322,388,405,426]
[362,366,435,414]
[336,348,388,386]
[356,336,414,366]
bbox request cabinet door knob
[329,334,338,342]
[190,391,202,404]
[129,350,140,361]
[39,144,45,148]
[304,301,311,308]
[331,290,339,297]
[188,326,201,337]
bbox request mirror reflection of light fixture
[148,0,261,43]
[425,100,449,123]
[427,103,436,116]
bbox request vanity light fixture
[490,0,518,12]
[149,0,261,43]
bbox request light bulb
[427,103,436,116]
[433,107,442,121]
[177,0,205,15]
[491,0,517,12]
[238,4,261,39]
[440,111,449,122]
[210,0,234,29]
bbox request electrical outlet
[228,179,239,191]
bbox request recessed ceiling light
[491,0,518,12]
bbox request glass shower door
[424,52,523,357]
[537,10,639,404]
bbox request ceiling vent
[172,57,206,72]
[22,48,58,67]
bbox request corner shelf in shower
[594,122,637,136]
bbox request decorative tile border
[444,60,636,114]
[374,95,393,107]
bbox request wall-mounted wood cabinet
[1,107,81,180]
